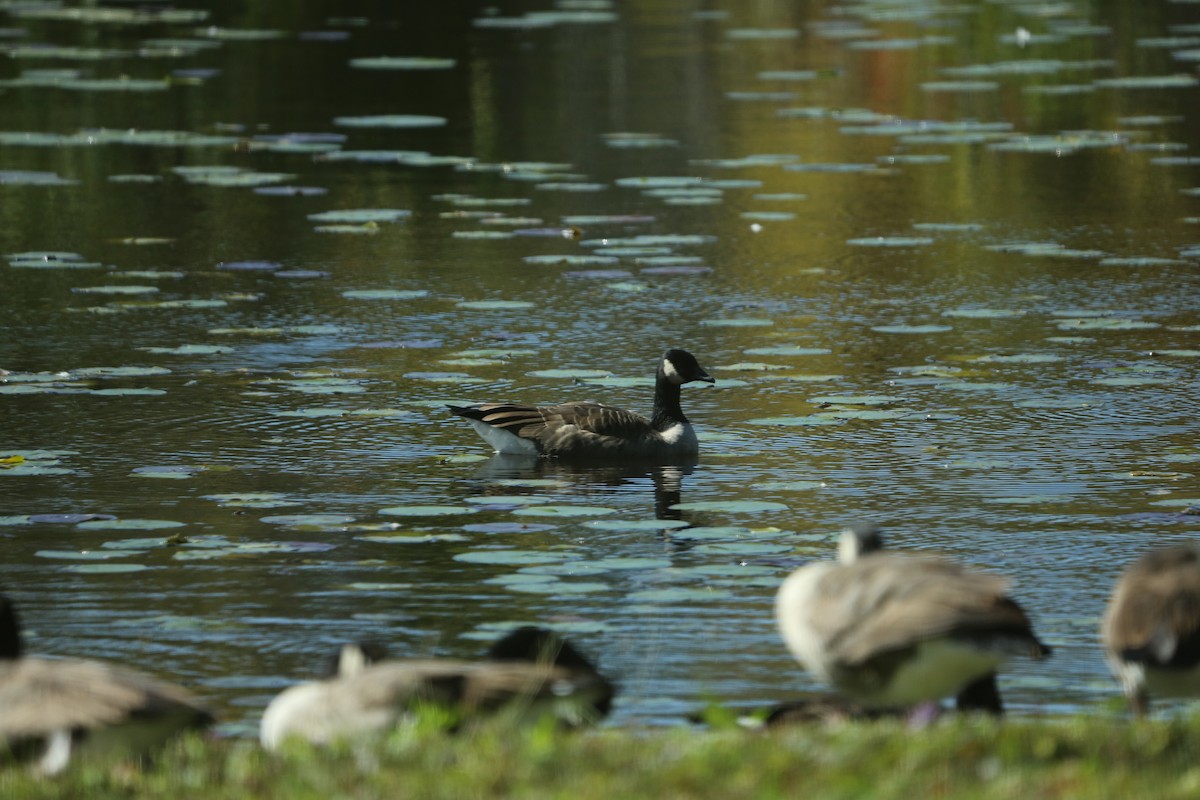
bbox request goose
[448,348,713,460]
[775,525,1051,716]
[1101,543,1200,716]
[260,626,614,751]
[0,593,213,775]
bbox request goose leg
[955,673,1004,715]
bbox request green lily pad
[201,493,296,508]
[259,514,356,527]
[872,324,954,334]
[73,285,160,296]
[76,519,185,531]
[334,114,448,128]
[701,318,774,328]
[847,236,935,247]
[669,500,789,513]
[581,519,692,531]
[65,563,151,574]
[746,416,844,427]
[358,533,471,544]
[743,346,832,356]
[526,368,612,379]
[342,289,430,300]
[350,56,456,70]
[378,505,476,517]
[456,300,536,310]
[512,505,618,517]
[453,549,569,565]
[309,209,411,223]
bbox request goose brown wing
[0,657,210,740]
[457,402,654,441]
[1104,546,1200,666]
[813,555,1040,666]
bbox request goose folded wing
[814,556,1033,665]
[468,402,654,440]
[0,658,207,740]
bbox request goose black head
[0,594,20,660]
[838,523,886,564]
[486,626,599,673]
[660,349,714,386]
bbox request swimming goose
[448,348,713,459]
[775,525,1051,715]
[0,593,213,775]
[260,626,614,751]
[1101,543,1200,716]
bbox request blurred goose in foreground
[775,525,1051,716]
[1101,543,1200,716]
[0,593,213,775]
[448,348,713,460]
[260,627,614,751]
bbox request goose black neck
[650,367,687,430]
[0,597,21,659]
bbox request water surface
[2,0,1199,732]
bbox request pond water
[2,0,1199,734]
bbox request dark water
[2,0,1199,733]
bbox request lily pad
[669,500,789,513]
[378,505,476,517]
[334,114,448,128]
[342,289,430,300]
[512,505,618,517]
[76,518,186,531]
[453,549,569,565]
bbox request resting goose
[0,593,213,775]
[1101,543,1200,716]
[260,626,614,751]
[448,348,713,459]
[775,525,1051,715]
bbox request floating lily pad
[743,346,832,356]
[701,318,774,327]
[65,563,151,574]
[259,514,355,527]
[379,505,476,517]
[131,465,205,479]
[140,344,233,355]
[581,518,692,531]
[453,549,569,565]
[76,518,185,531]
[342,289,430,300]
[943,308,1025,319]
[334,114,448,128]
[872,324,954,334]
[350,56,456,70]
[461,522,558,534]
[512,505,618,517]
[746,415,844,427]
[456,300,536,310]
[358,533,471,544]
[308,208,411,223]
[669,500,788,513]
[201,492,297,508]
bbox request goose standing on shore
[1101,543,1200,716]
[0,593,213,775]
[449,348,713,460]
[260,626,615,751]
[775,525,1052,716]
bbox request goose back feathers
[449,348,713,459]
[260,627,614,750]
[775,526,1050,712]
[1102,543,1200,715]
[0,594,212,775]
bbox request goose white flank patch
[448,348,713,460]
[775,525,1051,715]
[0,593,212,775]
[1102,543,1200,716]
[260,626,614,751]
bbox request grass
[5,711,1200,799]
